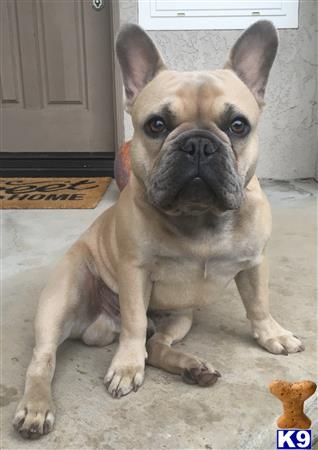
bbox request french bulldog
[13,20,304,439]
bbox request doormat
[0,177,112,209]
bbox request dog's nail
[181,369,196,385]
[43,420,51,435]
[280,346,288,356]
[116,389,123,399]
[298,344,305,352]
[293,335,300,340]
[15,417,25,431]
[197,372,219,387]
[214,370,221,378]
[20,429,31,439]
[29,428,41,440]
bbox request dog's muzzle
[147,129,244,213]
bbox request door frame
[110,0,125,153]
[0,0,124,178]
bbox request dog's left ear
[224,20,278,105]
[116,23,166,110]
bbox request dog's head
[116,21,278,215]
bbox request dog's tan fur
[13,21,304,439]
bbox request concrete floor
[1,179,317,450]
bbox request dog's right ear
[116,23,166,110]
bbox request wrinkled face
[130,69,260,215]
[116,21,278,215]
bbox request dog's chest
[148,231,262,309]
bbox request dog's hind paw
[182,362,221,387]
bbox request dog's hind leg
[82,313,117,346]
[82,314,154,347]
[13,242,99,439]
[146,309,221,387]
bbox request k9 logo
[277,430,312,449]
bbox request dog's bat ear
[116,23,166,110]
[224,20,278,106]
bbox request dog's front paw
[261,334,304,355]
[104,346,146,398]
[104,363,145,399]
[13,395,55,439]
[251,316,305,355]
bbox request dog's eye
[146,117,167,135]
[229,118,249,136]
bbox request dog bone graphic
[269,380,317,429]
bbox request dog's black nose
[180,137,218,158]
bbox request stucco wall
[119,0,317,180]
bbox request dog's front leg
[235,253,304,355]
[104,263,151,398]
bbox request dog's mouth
[146,130,244,215]
[176,177,213,206]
